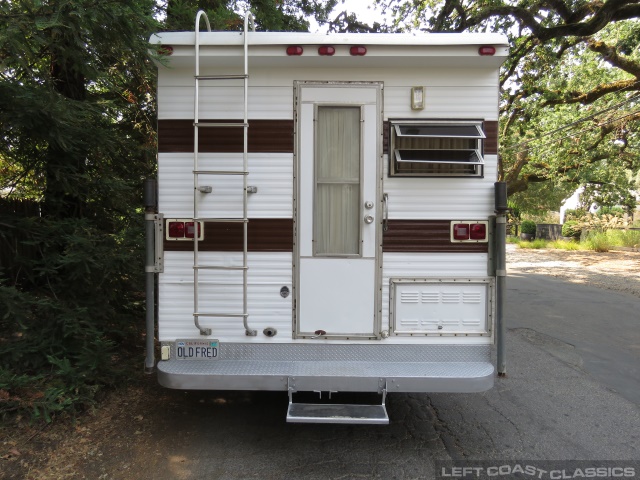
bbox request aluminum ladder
[192,10,257,337]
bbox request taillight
[350,46,367,56]
[470,223,486,240]
[166,219,204,241]
[168,221,185,238]
[451,221,488,243]
[286,45,304,56]
[453,223,470,241]
[185,222,201,239]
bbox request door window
[314,106,361,256]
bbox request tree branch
[588,39,640,77]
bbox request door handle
[382,193,389,231]
[364,215,374,224]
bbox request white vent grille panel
[391,279,491,336]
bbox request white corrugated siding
[159,252,292,341]
[381,252,491,340]
[383,154,498,219]
[157,63,499,346]
[158,153,292,218]
[157,67,499,121]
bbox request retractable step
[286,402,389,425]
[286,381,389,425]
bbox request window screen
[390,121,485,177]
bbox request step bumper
[157,344,494,393]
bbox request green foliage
[583,232,611,252]
[375,1,640,216]
[602,229,640,248]
[562,221,582,239]
[548,239,582,251]
[0,0,157,420]
[563,209,586,222]
[595,206,626,217]
[517,238,547,249]
[520,220,536,235]
[162,0,338,32]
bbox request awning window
[390,121,485,177]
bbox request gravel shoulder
[507,244,640,298]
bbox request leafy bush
[595,206,625,217]
[0,216,145,421]
[562,220,582,239]
[521,220,537,235]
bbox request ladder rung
[194,313,249,318]
[193,170,248,176]
[194,266,247,271]
[194,122,249,128]
[196,74,248,80]
[193,218,248,223]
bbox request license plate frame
[175,339,220,360]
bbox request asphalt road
[87,274,640,479]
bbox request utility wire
[503,87,640,152]
[507,108,640,155]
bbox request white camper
[146,12,509,424]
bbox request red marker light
[159,45,174,56]
[478,46,496,56]
[286,45,304,56]
[350,46,367,56]
[318,46,335,56]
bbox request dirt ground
[1,247,639,479]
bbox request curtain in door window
[315,106,361,255]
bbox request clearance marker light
[478,46,496,56]
[318,46,336,56]
[286,45,304,56]
[350,46,367,56]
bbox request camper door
[294,82,382,339]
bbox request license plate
[175,339,219,360]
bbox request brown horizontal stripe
[383,220,489,253]
[483,120,498,155]
[164,218,293,252]
[158,120,294,153]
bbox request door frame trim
[292,81,384,340]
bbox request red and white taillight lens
[451,221,489,243]
[166,219,204,241]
